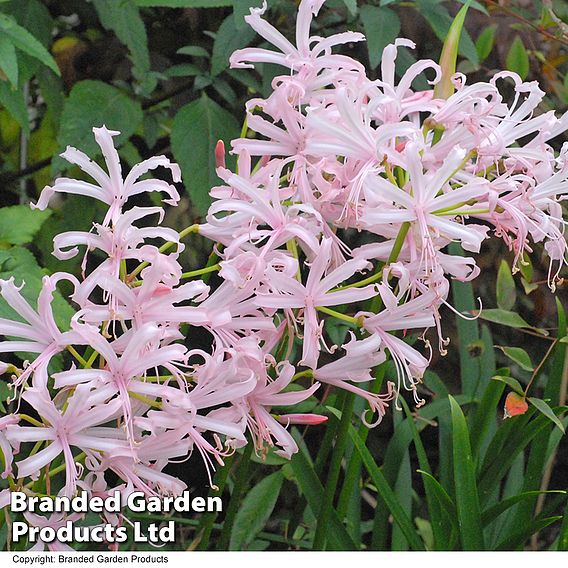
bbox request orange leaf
[504,391,529,419]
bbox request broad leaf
[475,308,548,336]
[528,397,565,434]
[229,471,284,550]
[0,206,51,246]
[0,13,59,76]
[211,14,256,76]
[93,0,151,83]
[491,375,524,396]
[55,80,143,171]
[360,6,400,69]
[171,93,240,215]
[496,259,516,311]
[506,36,529,80]
[0,36,18,87]
[496,346,534,372]
[475,24,497,62]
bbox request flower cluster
[1,0,567,549]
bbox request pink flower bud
[215,140,226,169]
[277,413,328,425]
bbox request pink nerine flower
[6,384,124,496]
[0,274,82,389]
[33,126,181,226]
[256,237,377,368]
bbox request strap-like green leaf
[449,395,485,549]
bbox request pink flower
[256,237,378,367]
[230,0,365,99]
[314,333,394,425]
[0,274,82,389]
[6,384,124,496]
[33,126,181,226]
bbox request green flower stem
[128,391,161,409]
[286,239,302,281]
[197,453,235,551]
[19,414,44,428]
[292,369,313,382]
[66,346,89,368]
[316,306,362,327]
[336,365,386,522]
[25,452,87,489]
[217,443,254,550]
[312,391,356,550]
[128,223,199,280]
[438,208,490,217]
[180,264,220,280]
[201,246,222,285]
[387,221,411,266]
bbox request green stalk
[181,264,221,280]
[197,453,235,551]
[216,444,254,550]
[336,364,386,520]
[312,391,356,550]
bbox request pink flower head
[33,126,181,226]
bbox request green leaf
[211,14,257,76]
[165,63,202,77]
[171,93,240,216]
[496,259,516,311]
[92,0,150,84]
[0,79,28,132]
[342,0,358,16]
[289,435,358,550]
[177,45,210,58]
[496,346,534,372]
[482,491,567,526]
[418,0,478,73]
[448,395,485,550]
[432,0,474,99]
[455,0,488,14]
[528,397,565,434]
[449,243,481,397]
[2,0,54,48]
[360,6,400,69]
[55,80,143,171]
[0,206,51,246]
[475,308,548,335]
[475,24,497,63]
[506,36,530,80]
[134,0,232,6]
[496,517,562,550]
[0,35,18,86]
[402,399,455,550]
[491,375,524,395]
[348,423,425,550]
[233,0,262,30]
[0,13,59,76]
[229,471,284,550]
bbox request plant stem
[180,264,220,280]
[312,391,356,550]
[128,224,199,280]
[217,443,254,550]
[316,306,361,326]
[336,364,386,520]
[197,453,235,551]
